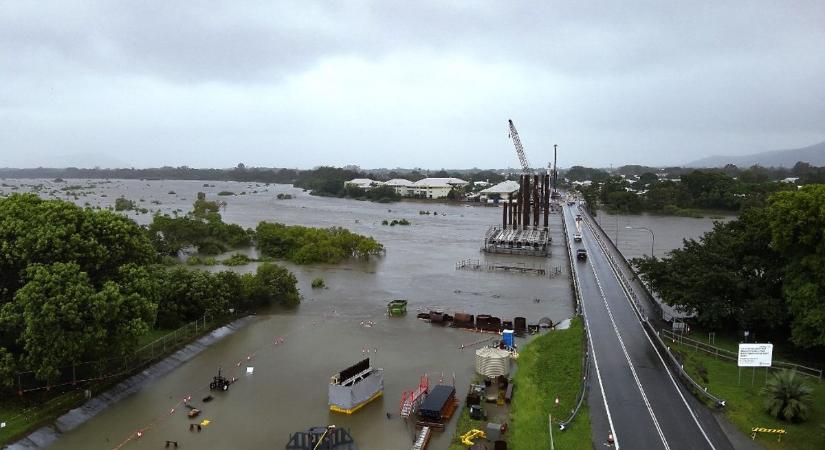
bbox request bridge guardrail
[580,210,727,408]
[558,208,590,431]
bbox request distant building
[473,181,491,188]
[413,177,468,199]
[384,178,415,196]
[344,178,382,190]
[781,177,800,184]
[479,180,520,202]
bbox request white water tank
[475,347,511,377]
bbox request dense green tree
[617,165,659,177]
[468,170,505,184]
[1,263,155,381]
[0,194,156,300]
[637,172,659,187]
[293,166,364,197]
[564,166,610,183]
[147,197,252,256]
[767,185,825,348]
[363,185,400,202]
[256,222,383,264]
[242,263,300,307]
[634,207,786,332]
[644,181,691,210]
[155,267,229,328]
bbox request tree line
[0,193,382,386]
[634,185,825,352]
[573,167,807,214]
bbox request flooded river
[1,179,734,449]
[593,209,734,260]
[5,179,573,450]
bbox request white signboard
[738,343,773,367]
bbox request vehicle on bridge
[573,233,582,242]
[575,214,582,221]
[576,249,587,261]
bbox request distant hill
[687,140,825,168]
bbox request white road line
[588,250,670,450]
[566,212,620,449]
[586,218,718,450]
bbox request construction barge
[328,358,384,414]
[482,225,551,257]
[416,311,542,335]
[285,426,356,450]
[416,384,459,431]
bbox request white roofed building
[413,177,468,199]
[479,180,520,202]
[344,178,382,190]
[384,178,415,196]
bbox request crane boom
[508,119,532,173]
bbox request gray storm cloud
[1,0,823,169]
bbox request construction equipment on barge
[483,120,555,257]
[400,374,430,419]
[416,384,459,430]
[329,358,384,414]
[284,425,356,450]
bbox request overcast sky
[2,1,824,169]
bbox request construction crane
[508,119,532,174]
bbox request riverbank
[4,315,256,449]
[671,341,824,450]
[510,317,589,449]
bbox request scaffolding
[482,225,551,257]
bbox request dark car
[576,249,587,261]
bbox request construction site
[482,120,560,257]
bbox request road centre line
[587,251,670,450]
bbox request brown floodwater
[2,179,732,449]
[6,179,573,450]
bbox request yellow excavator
[461,428,486,446]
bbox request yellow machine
[461,429,486,446]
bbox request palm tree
[762,369,813,422]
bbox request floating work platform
[482,225,551,257]
[456,259,558,276]
[417,384,459,429]
[285,426,356,450]
[387,299,408,316]
[329,358,384,414]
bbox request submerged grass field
[672,341,825,450]
[510,316,590,450]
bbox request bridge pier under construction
[483,171,553,257]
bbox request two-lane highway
[563,204,733,450]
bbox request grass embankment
[448,376,485,450]
[0,320,227,446]
[671,341,825,449]
[510,317,590,450]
